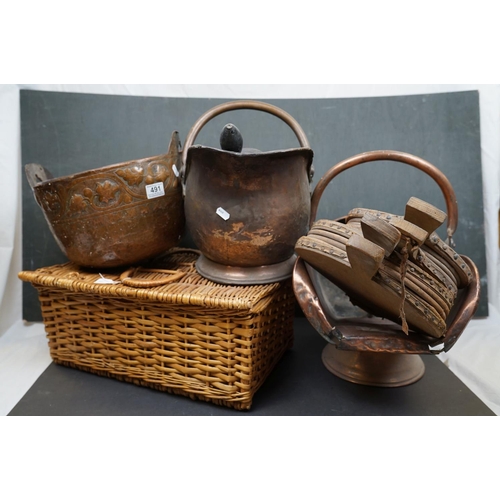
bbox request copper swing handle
[310,150,459,241]
[181,99,312,181]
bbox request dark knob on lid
[220,123,243,153]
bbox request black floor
[9,318,494,416]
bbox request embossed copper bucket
[25,131,185,268]
[182,100,314,285]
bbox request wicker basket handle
[120,268,186,288]
[181,99,313,182]
[310,150,458,242]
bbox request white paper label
[428,342,445,352]
[216,207,230,220]
[95,274,120,285]
[145,182,165,199]
[172,164,180,177]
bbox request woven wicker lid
[18,249,286,313]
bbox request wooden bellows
[295,197,473,339]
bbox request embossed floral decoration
[116,166,144,186]
[70,194,87,212]
[96,181,120,204]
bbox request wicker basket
[19,250,295,410]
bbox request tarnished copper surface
[293,254,479,355]
[182,100,313,284]
[26,131,184,269]
[321,346,425,387]
[294,257,431,354]
[185,146,312,267]
[195,254,297,285]
[293,257,338,343]
[441,255,481,352]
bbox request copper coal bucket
[182,100,314,284]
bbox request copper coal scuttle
[293,151,480,386]
[23,99,480,392]
[181,100,313,284]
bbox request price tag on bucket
[216,207,230,220]
[145,182,165,199]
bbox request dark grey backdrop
[21,90,487,321]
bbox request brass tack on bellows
[295,197,473,339]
